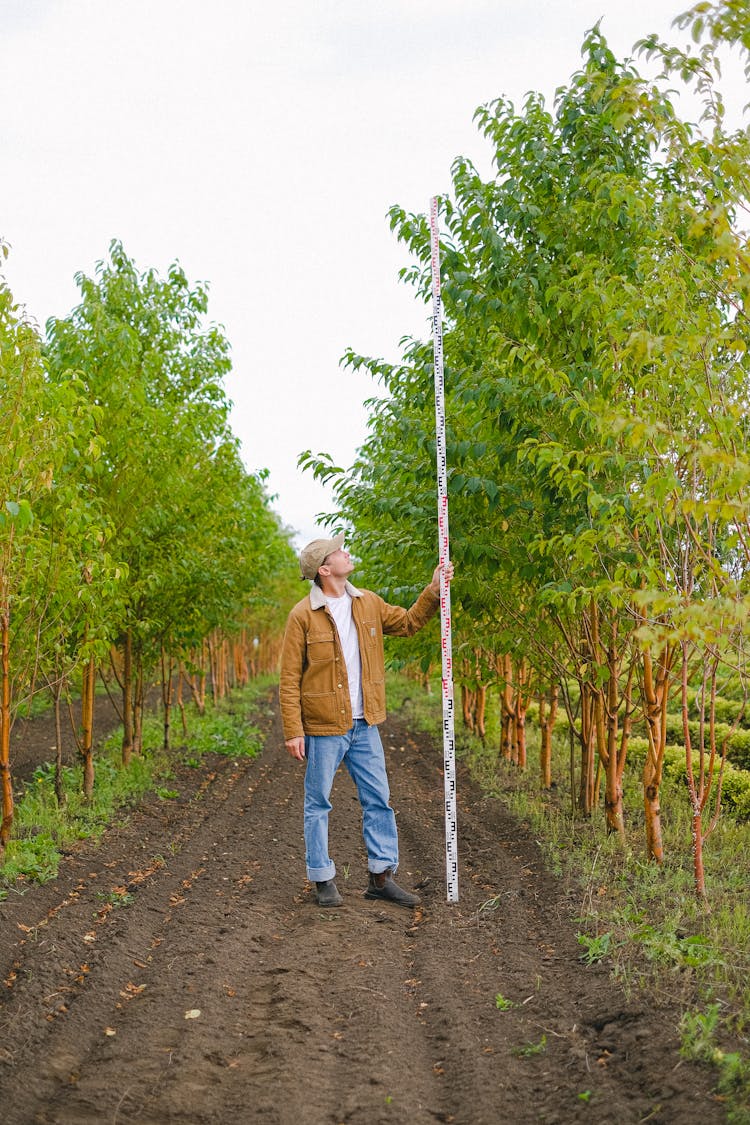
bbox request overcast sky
[2,1,746,548]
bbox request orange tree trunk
[216,637,225,699]
[681,645,730,904]
[208,635,219,706]
[500,654,513,760]
[186,646,207,716]
[602,653,626,842]
[691,810,706,903]
[643,753,664,862]
[461,683,476,731]
[589,604,619,836]
[476,683,487,741]
[513,659,530,771]
[641,642,674,863]
[234,635,248,687]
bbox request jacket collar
[309,580,363,610]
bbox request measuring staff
[430,195,460,904]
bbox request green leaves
[0,499,34,533]
[294,12,750,729]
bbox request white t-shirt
[326,592,364,719]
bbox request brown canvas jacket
[279,580,440,740]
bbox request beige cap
[299,533,345,580]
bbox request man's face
[320,546,354,579]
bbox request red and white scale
[429,196,459,903]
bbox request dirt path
[0,696,721,1124]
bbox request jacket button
[337,683,343,688]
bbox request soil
[0,693,723,1125]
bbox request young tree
[303,11,750,886]
[0,252,108,845]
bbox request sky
[2,0,747,549]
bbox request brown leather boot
[363,868,420,908]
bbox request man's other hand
[285,737,306,761]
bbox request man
[279,533,453,909]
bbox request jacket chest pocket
[359,620,379,674]
[306,634,335,663]
[361,621,378,645]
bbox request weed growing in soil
[512,1034,547,1058]
[95,888,134,908]
[680,1005,750,1123]
[0,679,273,892]
[576,930,614,964]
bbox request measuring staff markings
[430,195,459,904]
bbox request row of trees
[302,1,750,899]
[0,241,298,859]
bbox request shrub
[721,771,750,822]
[726,730,750,772]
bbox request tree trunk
[691,809,707,902]
[603,675,625,841]
[643,754,664,863]
[0,605,13,857]
[80,653,95,801]
[234,635,248,687]
[53,673,66,806]
[513,659,530,770]
[121,630,133,766]
[578,682,596,817]
[208,634,219,706]
[539,683,558,789]
[462,684,476,731]
[133,653,144,755]
[514,701,526,769]
[500,654,513,760]
[177,663,189,740]
[476,684,487,741]
[641,643,673,863]
[161,645,174,752]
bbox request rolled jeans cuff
[307,862,336,882]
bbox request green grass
[386,669,750,1118]
[0,677,274,895]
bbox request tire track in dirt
[0,699,721,1124]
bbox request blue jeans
[303,720,399,882]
